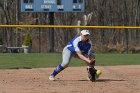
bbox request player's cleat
[49,75,55,81]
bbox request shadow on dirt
[77,79,126,82]
[96,79,126,82]
[9,67,32,69]
[56,78,126,82]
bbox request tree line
[0,0,140,53]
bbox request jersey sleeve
[73,37,80,52]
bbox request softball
[96,70,102,75]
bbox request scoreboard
[21,0,85,12]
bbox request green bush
[22,34,32,46]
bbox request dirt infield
[0,65,140,93]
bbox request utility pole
[48,12,54,52]
[125,29,129,54]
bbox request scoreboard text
[21,0,85,12]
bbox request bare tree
[0,0,139,53]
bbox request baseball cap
[81,30,90,35]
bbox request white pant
[61,46,72,67]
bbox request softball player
[49,29,96,81]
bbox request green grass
[0,53,139,69]
[96,54,140,66]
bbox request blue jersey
[67,36,92,55]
